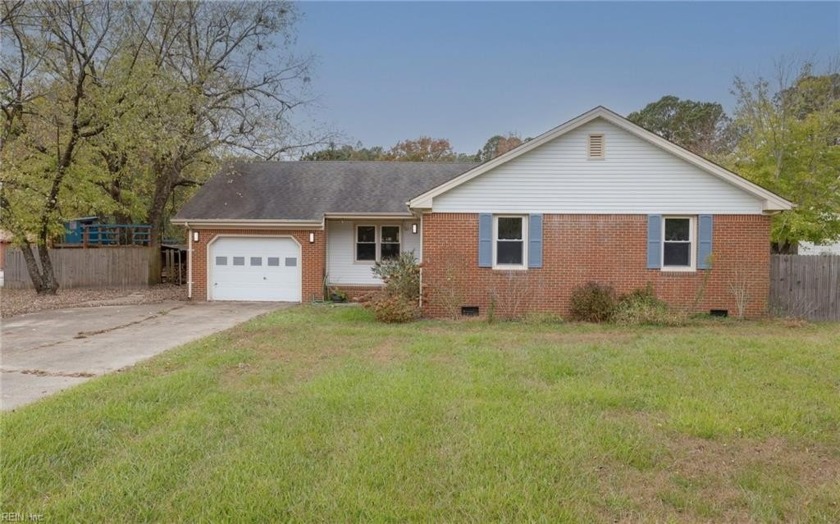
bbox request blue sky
[294,2,839,154]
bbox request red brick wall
[330,285,383,302]
[421,213,771,319]
[190,229,325,302]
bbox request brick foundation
[421,213,771,319]
[189,229,325,302]
[329,285,383,302]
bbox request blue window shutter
[647,215,662,269]
[478,213,492,268]
[528,214,543,268]
[697,214,713,269]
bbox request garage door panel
[210,237,301,302]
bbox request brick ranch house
[172,106,792,318]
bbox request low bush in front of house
[568,282,617,322]
[366,252,420,323]
[568,282,687,326]
[612,285,688,327]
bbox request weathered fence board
[770,255,839,321]
[4,247,150,289]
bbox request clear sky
[294,1,839,154]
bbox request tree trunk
[771,241,797,254]
[146,164,177,284]
[19,242,59,294]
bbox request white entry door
[209,237,301,302]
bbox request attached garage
[208,236,301,302]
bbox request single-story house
[172,106,793,318]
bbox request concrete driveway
[1,301,287,411]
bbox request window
[356,226,376,261]
[355,225,402,262]
[267,257,280,267]
[250,257,262,266]
[494,216,527,267]
[588,134,605,159]
[380,226,401,260]
[215,256,227,266]
[232,256,245,266]
[663,217,694,269]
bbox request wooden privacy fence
[770,255,840,321]
[3,247,150,289]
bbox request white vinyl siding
[433,119,764,214]
[327,220,421,285]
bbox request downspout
[323,217,329,300]
[418,213,423,310]
[186,222,193,299]
[407,203,424,310]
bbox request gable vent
[588,134,605,159]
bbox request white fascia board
[170,218,324,230]
[324,212,414,220]
[408,106,794,213]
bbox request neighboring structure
[799,241,840,256]
[60,217,151,247]
[172,106,793,318]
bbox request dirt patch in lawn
[539,330,637,345]
[366,339,409,365]
[598,433,840,522]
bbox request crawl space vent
[461,306,480,317]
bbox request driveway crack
[1,367,96,378]
[73,304,185,339]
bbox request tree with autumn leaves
[630,60,839,252]
[1,0,321,293]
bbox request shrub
[367,252,421,323]
[366,293,420,323]
[613,285,686,326]
[568,282,616,323]
[372,252,420,301]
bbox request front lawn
[2,306,839,521]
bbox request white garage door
[209,237,301,302]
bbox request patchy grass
[2,306,839,522]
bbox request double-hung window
[356,226,377,261]
[662,217,694,270]
[380,226,401,260]
[356,225,401,262]
[494,216,527,268]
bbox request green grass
[2,306,839,522]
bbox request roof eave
[171,218,324,230]
[324,212,415,220]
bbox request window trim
[661,216,696,272]
[492,215,528,270]
[354,224,378,263]
[354,224,402,264]
[379,225,401,261]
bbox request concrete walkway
[1,301,287,410]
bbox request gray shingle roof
[174,161,478,221]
